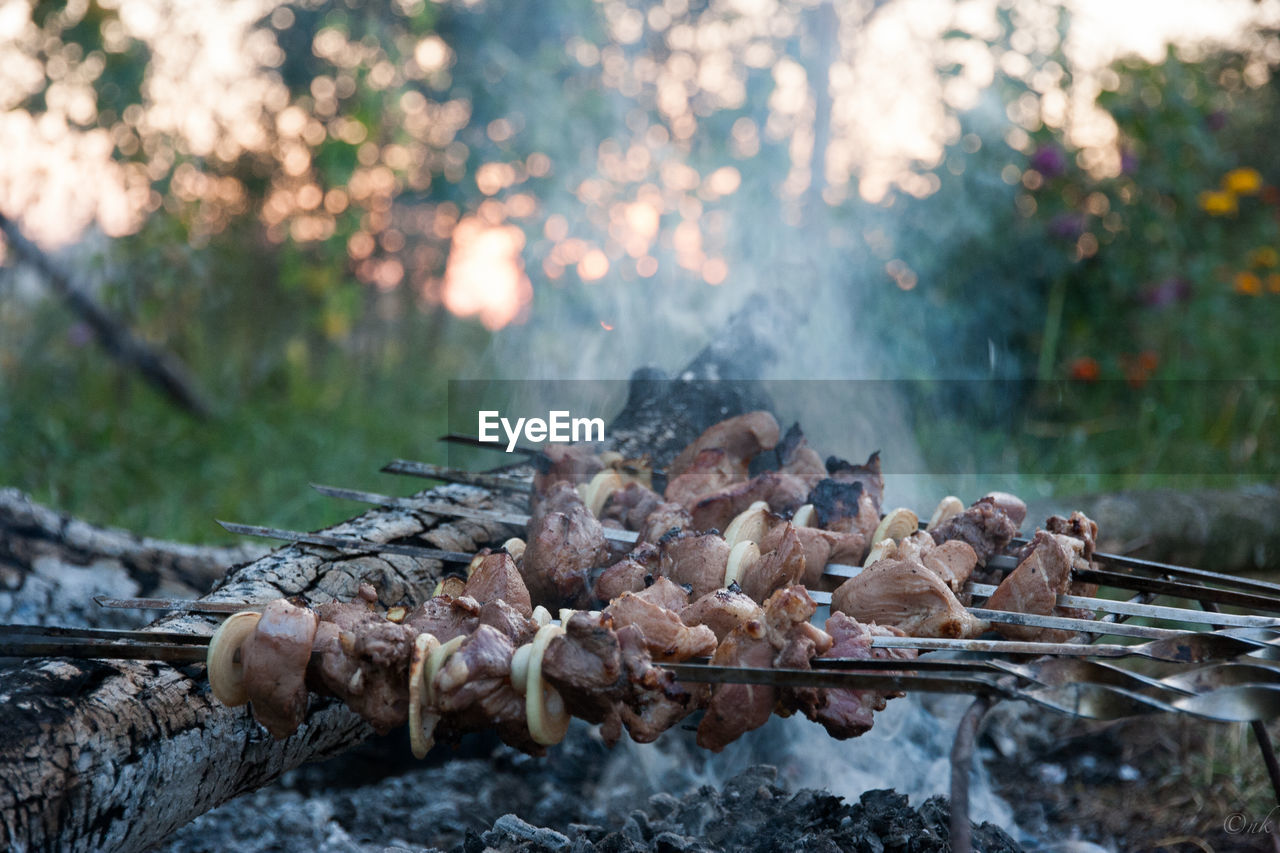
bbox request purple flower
[1141,277,1192,308]
[1206,110,1227,132]
[1030,144,1067,179]
[1048,213,1085,240]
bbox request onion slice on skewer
[517,623,569,746]
[872,508,918,546]
[206,610,262,707]
[408,632,441,758]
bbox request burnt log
[0,484,519,852]
[0,487,267,628]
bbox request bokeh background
[2,0,1279,542]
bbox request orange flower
[1223,168,1263,195]
[1269,273,1280,294]
[1234,271,1263,295]
[1199,190,1238,216]
[1138,350,1159,371]
[1069,357,1100,381]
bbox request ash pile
[163,730,1020,852]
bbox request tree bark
[0,487,268,628]
[0,484,520,852]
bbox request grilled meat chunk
[403,594,481,642]
[807,478,880,542]
[464,551,532,617]
[601,481,665,530]
[533,444,603,496]
[605,591,717,661]
[478,598,536,645]
[929,497,1019,566]
[986,530,1079,643]
[617,623,700,743]
[522,482,609,606]
[541,611,626,733]
[776,423,827,486]
[696,586,830,752]
[826,451,884,509]
[632,575,690,611]
[831,557,987,638]
[639,501,696,543]
[664,448,744,510]
[658,530,730,599]
[760,521,866,586]
[681,588,762,643]
[982,492,1027,528]
[667,410,781,481]
[591,543,661,601]
[737,523,807,603]
[1045,511,1099,562]
[431,623,541,754]
[886,534,979,594]
[807,613,916,739]
[688,471,811,533]
[241,598,319,738]
[314,600,417,733]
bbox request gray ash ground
[159,724,1021,853]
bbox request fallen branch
[0,212,214,418]
[0,483,517,851]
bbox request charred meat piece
[313,601,417,733]
[667,410,781,481]
[929,497,1019,566]
[737,523,807,603]
[541,611,626,735]
[681,587,762,643]
[616,624,700,743]
[403,594,481,642]
[533,444,604,496]
[776,423,828,487]
[664,448,744,509]
[591,542,661,602]
[241,598,320,738]
[826,451,884,509]
[760,522,866,586]
[688,471,811,533]
[605,591,717,662]
[464,551,532,617]
[522,482,609,606]
[1045,511,1099,562]
[696,586,829,752]
[432,624,541,754]
[986,531,1079,643]
[807,478,880,542]
[658,530,730,599]
[639,501,695,543]
[807,613,916,739]
[831,557,987,639]
[601,481,665,531]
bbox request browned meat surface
[760,522,866,586]
[403,594,481,642]
[529,480,590,527]
[982,492,1027,528]
[533,444,603,496]
[591,544,661,601]
[667,410,780,480]
[313,602,416,733]
[522,483,609,606]
[921,539,979,593]
[737,523,806,603]
[432,624,541,754]
[807,478,879,541]
[986,531,1077,642]
[616,624,700,743]
[659,530,730,599]
[696,586,827,752]
[688,471,811,532]
[541,611,626,732]
[605,591,717,661]
[807,613,916,739]
[1045,511,1099,561]
[663,448,743,509]
[681,588,762,642]
[929,498,1018,566]
[639,501,695,543]
[464,551,532,617]
[601,482,665,530]
[831,557,987,638]
[632,575,690,611]
[241,598,319,738]
[826,451,883,508]
[478,598,536,645]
